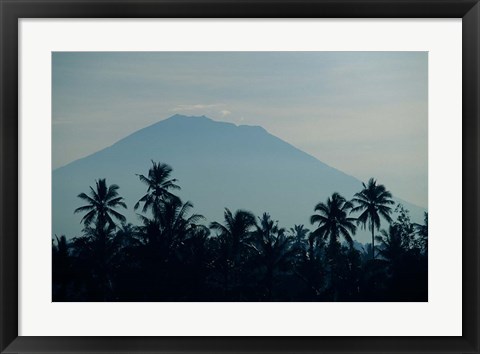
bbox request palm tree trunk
[266,266,273,301]
[371,219,375,260]
[224,269,229,299]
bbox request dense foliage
[53,161,428,302]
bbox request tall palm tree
[77,221,119,300]
[310,193,357,300]
[137,199,204,257]
[134,161,181,218]
[310,192,357,250]
[210,208,256,260]
[74,179,127,300]
[289,224,309,263]
[52,235,70,301]
[156,199,205,256]
[74,178,127,229]
[375,224,404,265]
[290,224,309,244]
[248,213,296,299]
[134,199,203,300]
[414,212,428,253]
[352,178,394,260]
[210,208,256,296]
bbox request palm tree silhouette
[136,199,204,264]
[210,208,256,297]
[375,224,404,264]
[74,178,127,229]
[210,208,256,260]
[77,221,121,300]
[288,224,310,266]
[156,199,204,257]
[290,224,309,244]
[310,192,356,300]
[134,198,203,300]
[414,212,428,253]
[73,179,127,300]
[310,192,357,249]
[134,161,181,218]
[352,178,394,260]
[248,213,296,300]
[52,235,70,301]
[55,160,429,302]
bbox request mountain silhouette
[53,114,426,243]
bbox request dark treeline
[53,161,428,302]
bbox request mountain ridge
[55,114,362,185]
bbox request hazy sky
[52,52,428,208]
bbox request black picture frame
[1,1,478,353]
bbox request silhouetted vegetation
[53,161,428,302]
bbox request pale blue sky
[52,52,427,207]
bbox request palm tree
[210,208,256,260]
[156,199,205,256]
[375,224,418,300]
[288,224,309,265]
[74,178,127,229]
[137,199,204,259]
[134,161,181,218]
[248,213,296,300]
[210,208,256,297]
[375,224,404,265]
[290,224,309,244]
[310,193,357,300]
[181,224,212,300]
[77,221,119,300]
[135,198,204,300]
[414,212,428,253]
[74,179,127,300]
[53,235,69,259]
[352,178,394,260]
[52,235,70,301]
[310,192,357,250]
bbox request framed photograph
[1,0,478,353]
